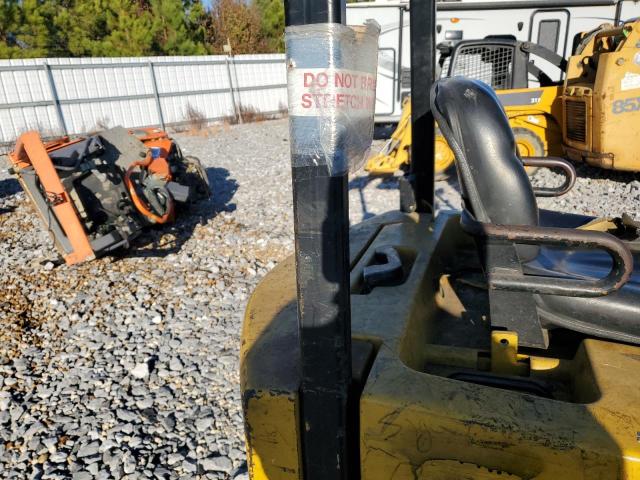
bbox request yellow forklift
[241,0,640,478]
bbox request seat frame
[432,77,635,349]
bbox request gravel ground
[0,118,638,479]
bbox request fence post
[225,56,242,124]
[148,62,166,130]
[44,63,68,136]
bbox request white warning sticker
[621,71,640,91]
[288,68,377,117]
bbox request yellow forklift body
[241,254,302,480]
[563,22,640,171]
[241,212,640,479]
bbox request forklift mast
[283,0,435,477]
[406,0,436,214]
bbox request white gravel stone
[129,363,149,379]
[0,392,10,411]
[201,455,233,473]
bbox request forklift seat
[431,77,640,345]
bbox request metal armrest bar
[461,211,633,297]
[522,156,576,197]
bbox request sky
[201,0,253,10]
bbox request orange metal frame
[9,132,95,265]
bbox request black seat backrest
[431,77,539,228]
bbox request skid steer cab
[241,0,640,479]
[8,127,210,265]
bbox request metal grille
[440,57,451,78]
[565,99,587,143]
[449,45,514,90]
[401,67,412,89]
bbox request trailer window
[537,20,561,52]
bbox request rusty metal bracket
[461,210,634,297]
[522,156,576,197]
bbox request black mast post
[284,0,351,478]
[405,0,436,214]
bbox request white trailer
[346,0,640,121]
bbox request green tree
[1,0,58,58]
[254,0,284,52]
[150,0,207,55]
[56,0,155,56]
[2,0,262,58]
[0,0,21,58]
[184,0,207,50]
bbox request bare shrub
[277,101,288,117]
[222,104,286,127]
[95,117,111,131]
[238,104,269,123]
[185,104,207,132]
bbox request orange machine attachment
[130,127,173,179]
[8,126,210,265]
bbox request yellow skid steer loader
[368,19,640,175]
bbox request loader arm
[365,98,412,175]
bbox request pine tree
[184,0,207,51]
[254,0,284,53]
[150,0,207,55]
[0,0,57,58]
[0,0,21,58]
[56,0,155,56]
